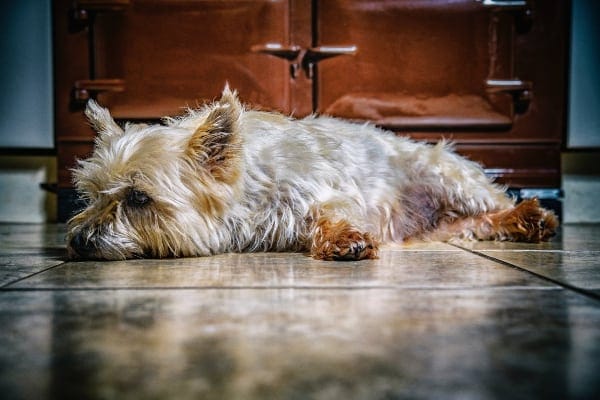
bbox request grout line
[449,243,600,302]
[0,285,564,292]
[0,261,68,289]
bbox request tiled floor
[1,224,599,399]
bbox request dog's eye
[127,190,151,207]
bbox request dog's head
[67,87,243,260]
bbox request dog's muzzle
[68,230,98,259]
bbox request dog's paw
[330,235,377,261]
[500,198,559,242]
[311,219,379,261]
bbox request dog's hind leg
[429,198,558,243]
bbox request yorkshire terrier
[67,87,557,261]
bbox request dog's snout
[69,231,96,258]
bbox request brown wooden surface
[54,0,568,197]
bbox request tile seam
[0,261,68,289]
[0,285,564,292]
[449,243,600,302]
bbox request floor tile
[0,288,598,400]
[9,250,555,290]
[551,224,600,251]
[0,224,67,286]
[0,254,65,287]
[1,223,599,399]
[475,250,600,295]
[452,224,600,252]
[382,241,458,251]
[449,224,600,296]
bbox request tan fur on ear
[85,99,124,139]
[187,90,242,183]
[220,83,238,106]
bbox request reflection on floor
[1,223,599,399]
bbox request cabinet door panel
[89,0,291,118]
[315,0,526,131]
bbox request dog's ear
[85,99,123,139]
[188,88,242,182]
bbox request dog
[66,86,558,261]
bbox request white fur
[67,89,517,260]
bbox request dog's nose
[69,231,96,258]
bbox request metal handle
[486,79,532,114]
[304,46,358,63]
[250,43,302,61]
[486,79,531,93]
[481,0,532,33]
[302,46,358,79]
[72,79,126,103]
[480,0,527,8]
[252,44,357,79]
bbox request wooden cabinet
[54,0,569,220]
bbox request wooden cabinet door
[54,0,567,219]
[312,0,567,187]
[316,0,542,131]
[316,0,509,130]
[54,0,295,219]
[65,0,292,118]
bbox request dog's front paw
[330,235,377,261]
[311,219,379,261]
